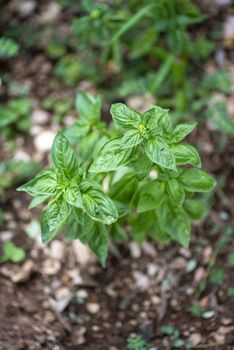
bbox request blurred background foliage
[0,0,233,238]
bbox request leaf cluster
[0,159,38,197]
[18,92,216,265]
[0,241,26,263]
[0,98,32,137]
[0,37,20,58]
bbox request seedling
[127,335,148,350]
[0,37,20,58]
[18,91,216,266]
[160,325,193,348]
[0,160,38,197]
[227,253,234,268]
[41,96,73,123]
[227,288,234,297]
[209,267,225,285]
[54,55,81,86]
[0,98,31,137]
[187,303,203,317]
[0,241,26,263]
[160,325,184,348]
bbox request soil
[0,1,234,349]
[0,212,234,349]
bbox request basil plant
[18,92,216,266]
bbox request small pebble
[221,318,232,326]
[39,2,61,23]
[189,333,202,346]
[86,303,100,314]
[17,0,36,17]
[50,240,64,261]
[12,260,35,283]
[0,231,14,241]
[147,263,158,277]
[34,130,56,153]
[224,15,234,48]
[133,271,150,291]
[129,242,141,258]
[76,290,88,299]
[31,109,50,125]
[172,257,187,269]
[14,149,31,161]
[42,259,61,275]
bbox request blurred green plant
[0,37,20,58]
[54,55,83,86]
[0,160,38,197]
[160,325,194,348]
[70,0,212,104]
[127,335,148,350]
[187,303,203,317]
[62,0,234,138]
[160,325,186,348]
[0,241,26,263]
[210,267,225,285]
[0,98,31,137]
[228,253,234,268]
[42,96,73,123]
[227,288,234,297]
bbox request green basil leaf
[184,199,208,220]
[83,189,118,225]
[150,216,171,244]
[64,121,89,144]
[51,132,79,179]
[29,194,50,209]
[110,223,128,243]
[179,168,216,192]
[72,208,84,226]
[78,130,107,162]
[110,103,141,129]
[145,137,176,171]
[65,208,84,240]
[110,171,138,205]
[73,119,91,136]
[171,143,201,167]
[146,106,172,134]
[89,138,133,172]
[64,179,83,209]
[129,153,152,176]
[17,169,57,197]
[170,122,197,144]
[46,196,71,231]
[81,216,109,267]
[113,201,130,218]
[0,107,18,127]
[121,129,143,149]
[131,211,156,243]
[166,178,185,206]
[79,180,102,193]
[75,90,101,121]
[157,199,191,248]
[137,181,165,213]
[41,211,64,244]
[65,213,108,266]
